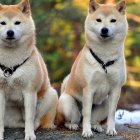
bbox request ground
[4,125,140,140]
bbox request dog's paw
[82,129,93,138]
[25,132,36,140]
[106,128,117,136]
[65,123,79,130]
[44,124,56,129]
[92,124,103,133]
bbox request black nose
[7,30,14,37]
[101,27,109,35]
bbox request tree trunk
[72,22,81,61]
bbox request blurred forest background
[1,0,140,110]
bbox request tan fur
[0,0,58,140]
[57,0,128,138]
[40,102,57,129]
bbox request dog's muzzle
[100,27,110,39]
[6,30,15,40]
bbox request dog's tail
[60,74,70,94]
[56,101,65,126]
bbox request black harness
[89,48,117,73]
[0,57,30,77]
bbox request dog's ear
[116,0,126,15]
[18,0,31,15]
[89,0,99,13]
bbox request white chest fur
[91,72,110,104]
[0,75,25,103]
[0,61,36,103]
[83,49,126,105]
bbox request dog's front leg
[23,91,37,140]
[82,87,93,138]
[106,87,121,136]
[0,91,5,140]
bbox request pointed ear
[116,0,126,15]
[89,0,100,13]
[18,0,31,15]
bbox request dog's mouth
[6,37,16,40]
[2,37,17,43]
[100,34,109,38]
[99,34,113,40]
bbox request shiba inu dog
[57,0,128,138]
[0,0,58,139]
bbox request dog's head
[85,0,128,43]
[0,0,35,47]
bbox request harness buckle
[3,67,14,77]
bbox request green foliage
[127,2,140,16]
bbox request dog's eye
[0,21,6,25]
[96,19,102,22]
[110,19,117,23]
[15,21,21,25]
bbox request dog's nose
[101,27,109,35]
[7,30,14,37]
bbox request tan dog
[0,0,58,139]
[57,0,128,138]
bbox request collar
[89,48,117,74]
[0,56,30,77]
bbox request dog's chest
[84,67,114,103]
[0,76,26,102]
[92,72,110,104]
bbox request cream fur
[57,0,128,138]
[0,0,58,140]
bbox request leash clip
[102,63,107,74]
[4,67,14,77]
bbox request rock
[4,125,140,140]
